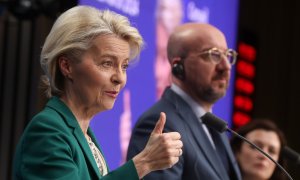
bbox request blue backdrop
[80,0,239,170]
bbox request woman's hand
[132,112,183,178]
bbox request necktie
[208,127,230,175]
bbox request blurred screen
[80,0,239,170]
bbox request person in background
[127,23,241,180]
[231,119,287,180]
[13,5,183,180]
[119,89,132,164]
[154,0,183,99]
[119,0,184,164]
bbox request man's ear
[171,57,185,80]
[58,56,72,80]
[171,57,182,67]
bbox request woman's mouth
[105,91,118,98]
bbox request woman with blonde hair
[13,6,183,179]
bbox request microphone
[282,146,300,165]
[201,112,294,180]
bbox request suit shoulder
[29,107,67,129]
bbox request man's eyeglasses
[198,47,238,65]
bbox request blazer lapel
[221,134,242,179]
[73,127,102,178]
[163,89,229,180]
[47,97,101,179]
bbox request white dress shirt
[170,83,216,149]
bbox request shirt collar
[170,83,211,118]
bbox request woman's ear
[58,56,73,80]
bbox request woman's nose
[111,67,126,85]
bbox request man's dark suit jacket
[127,88,241,180]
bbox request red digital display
[238,42,257,62]
[233,41,257,128]
[236,61,255,79]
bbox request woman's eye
[268,148,277,155]
[249,144,256,150]
[102,61,113,68]
[269,151,275,155]
[122,64,129,71]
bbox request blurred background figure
[119,89,132,165]
[154,0,183,99]
[119,0,184,161]
[231,119,287,180]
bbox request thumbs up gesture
[132,112,183,178]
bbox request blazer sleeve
[102,160,139,180]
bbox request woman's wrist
[132,152,151,179]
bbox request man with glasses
[127,23,241,180]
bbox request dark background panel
[238,0,300,178]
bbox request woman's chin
[103,103,115,111]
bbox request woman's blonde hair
[40,5,143,98]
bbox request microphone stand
[201,112,294,180]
